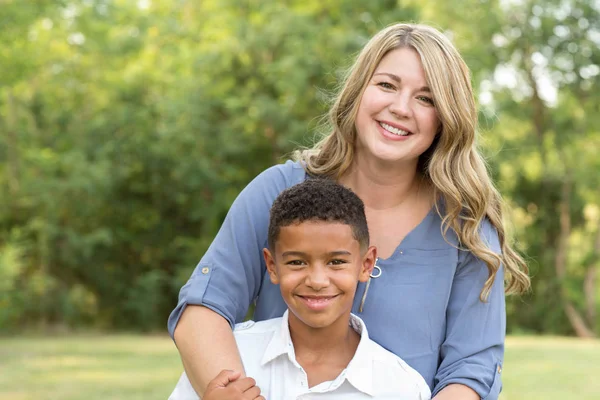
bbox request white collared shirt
[169,311,431,399]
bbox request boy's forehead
[282,219,352,232]
[275,220,360,252]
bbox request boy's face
[263,220,376,330]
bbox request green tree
[482,0,600,336]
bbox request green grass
[0,334,598,399]
[500,336,600,400]
[0,334,182,400]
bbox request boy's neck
[287,310,360,387]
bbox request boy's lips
[295,294,339,311]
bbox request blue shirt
[168,160,505,399]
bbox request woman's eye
[417,95,435,105]
[287,260,305,266]
[377,81,395,90]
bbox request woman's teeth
[380,122,410,136]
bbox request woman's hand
[203,370,265,400]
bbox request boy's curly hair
[267,178,369,251]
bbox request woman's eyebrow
[374,72,401,82]
[373,72,431,92]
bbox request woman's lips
[377,120,413,141]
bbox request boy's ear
[263,248,279,284]
[358,246,377,283]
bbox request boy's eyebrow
[329,251,352,256]
[373,72,431,92]
[280,250,352,257]
[281,251,306,258]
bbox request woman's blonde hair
[295,23,530,299]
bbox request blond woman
[168,23,530,400]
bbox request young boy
[170,179,431,399]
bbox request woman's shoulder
[236,160,307,204]
[433,199,501,247]
[253,160,307,188]
[478,216,499,237]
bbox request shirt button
[201,267,210,274]
[399,250,404,255]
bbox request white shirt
[169,311,431,399]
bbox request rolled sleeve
[167,161,306,338]
[433,220,506,399]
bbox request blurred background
[0,0,598,399]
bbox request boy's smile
[296,294,339,311]
[264,221,375,331]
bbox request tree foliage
[0,0,598,334]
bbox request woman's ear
[358,246,377,283]
[263,248,279,284]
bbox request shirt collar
[260,310,375,396]
[260,310,297,366]
[342,313,374,396]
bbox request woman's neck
[339,155,423,210]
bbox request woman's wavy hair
[294,23,530,300]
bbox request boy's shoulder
[231,318,283,368]
[361,340,431,397]
[350,314,431,397]
[233,317,282,338]
[367,338,420,374]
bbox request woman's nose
[388,93,411,118]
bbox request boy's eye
[286,260,306,266]
[329,259,348,266]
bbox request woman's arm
[433,219,505,399]
[168,161,306,395]
[174,305,245,396]
[433,384,479,400]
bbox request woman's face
[354,47,441,167]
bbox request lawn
[0,334,598,399]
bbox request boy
[170,179,431,399]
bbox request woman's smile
[377,120,413,140]
[354,47,440,165]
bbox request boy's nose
[305,267,330,290]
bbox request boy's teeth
[380,122,409,136]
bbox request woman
[168,23,530,399]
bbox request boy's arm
[174,306,245,396]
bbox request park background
[0,0,599,399]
